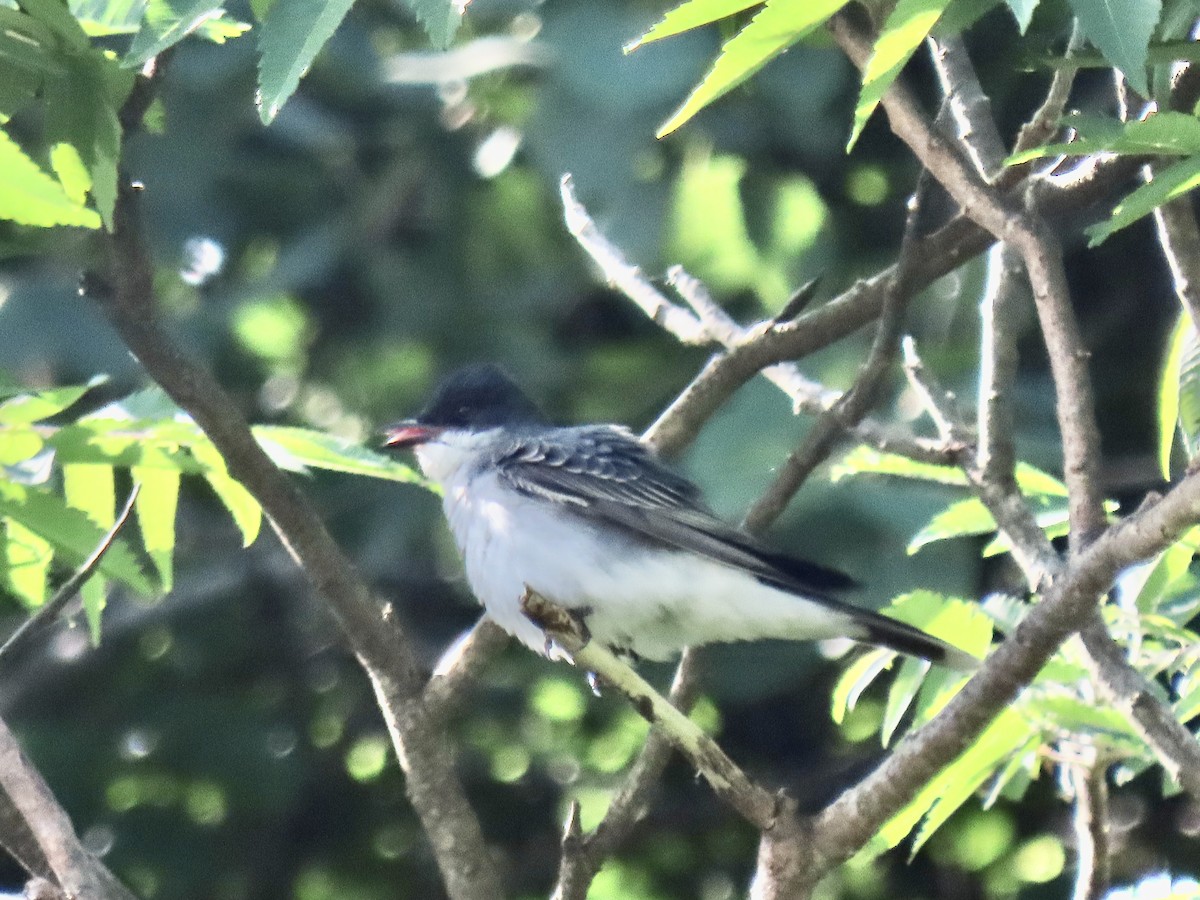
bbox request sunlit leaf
[2,517,52,606]
[830,446,968,486]
[0,481,154,594]
[1008,110,1200,165]
[1086,153,1200,246]
[656,0,848,138]
[133,461,179,591]
[848,0,954,150]
[0,128,100,228]
[1179,314,1200,461]
[1066,0,1160,95]
[831,648,892,724]
[628,0,763,49]
[1127,526,1200,613]
[253,426,423,483]
[908,497,995,553]
[0,428,45,466]
[881,656,927,745]
[0,378,104,425]
[1159,312,1191,477]
[204,471,262,547]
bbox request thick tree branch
[0,713,137,899]
[96,65,502,900]
[929,34,1006,177]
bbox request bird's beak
[381,420,444,449]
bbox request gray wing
[493,426,857,598]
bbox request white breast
[416,433,855,661]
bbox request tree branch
[520,591,779,830]
[0,713,137,899]
[1069,749,1110,900]
[95,61,502,900]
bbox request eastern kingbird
[384,364,978,671]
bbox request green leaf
[0,428,45,466]
[1160,312,1189,476]
[931,0,1000,36]
[63,462,116,528]
[1178,314,1200,460]
[255,0,357,124]
[124,0,226,66]
[133,463,179,591]
[204,471,262,547]
[398,0,462,50]
[17,0,89,50]
[69,0,147,35]
[43,51,131,229]
[1007,110,1200,165]
[1004,0,1039,31]
[1066,0,1160,95]
[656,0,849,138]
[881,657,927,746]
[627,0,765,50]
[831,648,892,724]
[1129,526,1200,613]
[49,142,91,205]
[1087,153,1200,245]
[1014,462,1068,497]
[2,517,52,606]
[0,481,154,594]
[908,497,995,553]
[252,426,423,483]
[0,127,101,228]
[830,446,968,486]
[0,378,104,425]
[848,0,954,150]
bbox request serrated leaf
[0,128,101,228]
[1004,0,1039,31]
[831,648,892,724]
[627,0,764,50]
[1088,154,1200,245]
[49,142,91,204]
[133,463,178,591]
[123,0,226,66]
[831,446,968,486]
[871,707,1034,855]
[2,517,52,606]
[69,0,147,35]
[1008,110,1200,165]
[255,0,357,124]
[252,425,423,483]
[205,471,262,547]
[656,0,848,138]
[848,0,954,150]
[1066,0,1160,95]
[63,463,116,528]
[0,377,104,425]
[43,51,130,230]
[0,481,154,594]
[399,0,462,50]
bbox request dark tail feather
[856,612,980,672]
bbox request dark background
[0,0,1193,897]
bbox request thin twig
[0,485,141,666]
[521,590,778,830]
[1069,750,1110,900]
[977,244,1026,486]
[742,171,933,533]
[929,34,1007,177]
[831,10,1108,549]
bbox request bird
[382,364,979,671]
